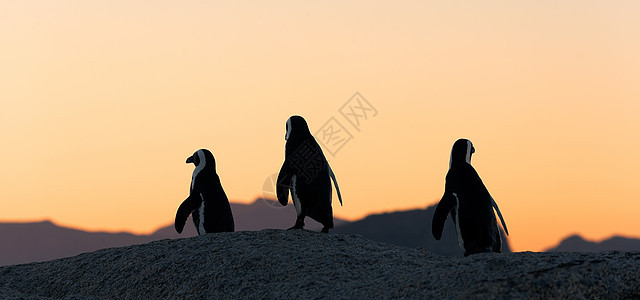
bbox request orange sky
[1,1,639,252]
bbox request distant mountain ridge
[0,220,158,266]
[0,198,348,266]
[4,199,638,267]
[545,234,640,252]
[2,200,511,266]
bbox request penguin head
[186,149,216,172]
[449,138,475,168]
[285,115,311,141]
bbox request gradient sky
[1,1,639,252]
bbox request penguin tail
[328,164,343,206]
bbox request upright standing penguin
[276,115,343,233]
[432,139,509,256]
[175,149,235,235]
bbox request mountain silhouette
[0,221,158,266]
[17,200,636,266]
[545,234,640,252]
[0,198,348,266]
[333,204,511,256]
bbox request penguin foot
[288,218,305,230]
[320,227,330,233]
[464,247,495,256]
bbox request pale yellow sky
[1,1,639,251]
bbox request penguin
[432,139,509,256]
[175,149,235,235]
[276,115,343,233]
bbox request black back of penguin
[432,139,508,256]
[175,149,234,235]
[276,115,343,233]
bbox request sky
[1,1,639,252]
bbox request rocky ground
[1,230,638,299]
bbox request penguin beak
[186,156,194,164]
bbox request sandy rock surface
[1,230,638,299]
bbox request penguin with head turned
[276,115,343,233]
[175,149,235,235]
[432,139,509,256]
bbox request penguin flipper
[432,193,456,240]
[328,164,343,206]
[491,197,509,236]
[175,194,199,234]
[276,163,292,206]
